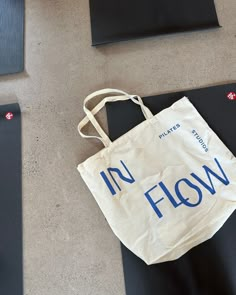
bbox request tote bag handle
[78,89,154,147]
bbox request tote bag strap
[78,88,154,147]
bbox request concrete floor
[0,0,236,294]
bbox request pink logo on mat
[227,92,236,100]
[5,112,14,120]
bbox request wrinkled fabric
[78,89,236,265]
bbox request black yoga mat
[89,0,220,45]
[0,0,24,75]
[0,103,23,295]
[106,83,236,295]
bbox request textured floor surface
[0,0,235,294]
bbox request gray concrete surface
[0,0,235,294]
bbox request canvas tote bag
[77,89,236,265]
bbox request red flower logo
[5,112,14,120]
[227,92,236,101]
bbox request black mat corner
[0,0,24,75]
[106,83,236,295]
[0,103,23,295]
[89,0,219,45]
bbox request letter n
[100,161,135,196]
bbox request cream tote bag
[77,89,236,265]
